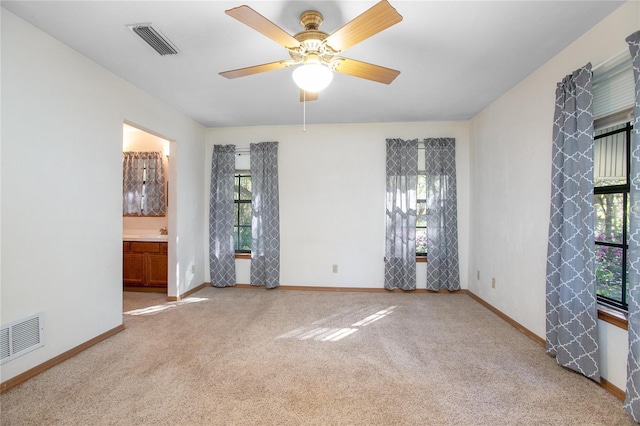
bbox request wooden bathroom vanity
[123,238,168,291]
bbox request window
[234,172,252,252]
[594,122,632,310]
[123,151,166,216]
[416,174,427,255]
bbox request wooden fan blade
[332,58,400,84]
[325,0,402,52]
[300,90,318,102]
[226,5,300,49]
[219,60,293,79]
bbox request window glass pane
[416,175,427,254]
[140,186,146,211]
[416,202,427,227]
[239,203,251,226]
[417,175,426,199]
[594,193,624,244]
[596,245,624,303]
[596,178,627,187]
[239,176,252,199]
[234,173,252,253]
[595,122,627,137]
[594,126,627,186]
[239,226,252,251]
[416,228,427,254]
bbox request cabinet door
[123,253,145,286]
[145,253,168,287]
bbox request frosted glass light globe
[292,63,333,92]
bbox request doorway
[122,123,172,296]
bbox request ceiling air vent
[128,23,179,56]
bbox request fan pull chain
[303,90,307,132]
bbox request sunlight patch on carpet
[124,297,209,316]
[277,305,396,342]
[352,306,396,327]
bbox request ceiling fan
[219,0,403,101]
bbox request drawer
[160,243,168,254]
[131,242,160,253]
[123,241,130,252]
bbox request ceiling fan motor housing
[290,10,337,64]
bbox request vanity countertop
[123,234,168,242]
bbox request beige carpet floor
[0,287,635,425]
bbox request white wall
[205,121,470,289]
[0,10,205,382]
[469,1,639,390]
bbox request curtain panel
[250,142,280,289]
[624,29,640,422]
[424,138,460,291]
[123,151,166,216]
[545,63,600,381]
[209,145,236,288]
[385,138,419,290]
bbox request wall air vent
[0,313,44,364]
[128,23,179,56]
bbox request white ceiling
[2,1,625,128]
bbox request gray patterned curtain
[385,138,418,290]
[209,145,236,288]
[424,138,460,291]
[624,30,640,422]
[250,142,280,289]
[546,63,600,381]
[123,152,166,216]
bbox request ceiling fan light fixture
[292,63,333,93]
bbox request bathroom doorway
[122,123,173,296]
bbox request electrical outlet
[332,264,338,273]
[191,264,195,274]
[477,270,480,280]
[491,277,496,288]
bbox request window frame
[594,121,632,312]
[233,172,252,254]
[416,174,427,257]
